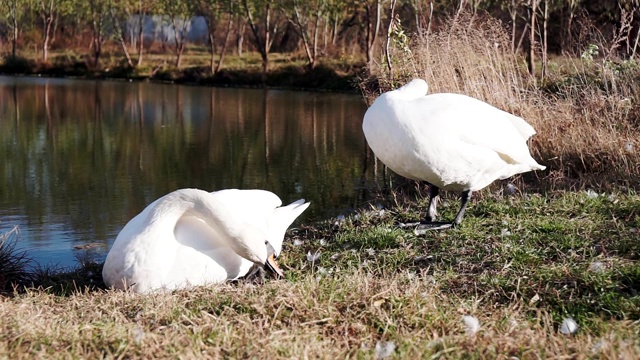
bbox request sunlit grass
[5,189,638,358]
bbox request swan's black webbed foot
[416,222,454,231]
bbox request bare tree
[384,0,397,77]
[283,0,325,68]
[86,0,109,67]
[109,0,152,67]
[200,0,237,73]
[505,0,521,52]
[0,0,29,58]
[541,0,548,80]
[135,0,151,66]
[236,14,246,56]
[34,0,63,62]
[362,0,382,68]
[159,0,194,68]
[242,0,281,74]
[109,1,135,67]
[563,0,580,52]
[526,0,538,78]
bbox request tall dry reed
[363,13,640,189]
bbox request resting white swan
[102,188,309,293]
[363,79,545,229]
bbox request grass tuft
[0,226,33,294]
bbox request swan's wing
[418,94,544,169]
[173,215,251,281]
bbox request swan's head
[393,78,429,100]
[265,241,285,277]
[221,227,285,277]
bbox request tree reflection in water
[0,76,389,267]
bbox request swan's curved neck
[151,189,267,264]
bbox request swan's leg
[414,189,472,232]
[452,190,472,226]
[425,185,440,222]
[413,185,455,231]
[397,184,441,228]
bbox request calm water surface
[0,76,387,268]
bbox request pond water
[0,76,388,269]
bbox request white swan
[363,79,545,229]
[102,188,310,293]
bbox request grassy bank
[1,189,639,358]
[0,49,363,92]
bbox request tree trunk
[171,17,187,68]
[332,13,338,45]
[12,17,18,58]
[243,0,272,75]
[526,0,537,78]
[322,15,328,53]
[109,6,134,67]
[541,0,548,80]
[119,33,134,67]
[209,33,216,73]
[176,43,184,68]
[92,35,102,67]
[564,0,576,53]
[236,19,245,56]
[137,2,145,66]
[42,14,54,61]
[384,0,397,77]
[632,15,640,58]
[365,0,382,67]
[215,16,234,74]
[312,8,320,62]
[510,0,517,53]
[291,2,316,68]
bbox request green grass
[4,189,637,358]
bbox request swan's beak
[265,241,284,277]
[266,254,284,278]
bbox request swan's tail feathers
[268,200,310,256]
[532,163,546,171]
[281,199,311,221]
[288,198,309,208]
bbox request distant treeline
[0,0,638,75]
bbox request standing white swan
[102,188,309,293]
[363,79,545,229]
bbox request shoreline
[0,59,364,94]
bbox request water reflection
[0,76,387,267]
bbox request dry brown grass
[364,13,640,190]
[1,271,639,359]
[1,190,639,358]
